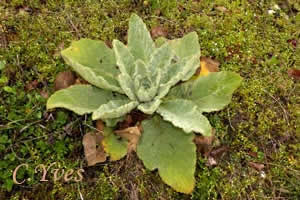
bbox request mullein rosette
[47,14,242,193]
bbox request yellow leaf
[194,57,220,79]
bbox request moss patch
[0,0,299,199]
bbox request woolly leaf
[92,100,138,120]
[118,73,137,101]
[113,40,135,76]
[128,14,155,63]
[157,99,212,136]
[168,32,200,59]
[138,99,162,115]
[157,55,199,99]
[47,85,119,115]
[148,42,173,74]
[168,72,242,112]
[137,116,196,194]
[61,39,123,93]
[103,116,126,127]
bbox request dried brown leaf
[96,120,104,132]
[287,39,297,48]
[54,71,76,91]
[115,126,141,153]
[248,162,264,171]
[25,80,39,91]
[151,26,168,39]
[82,132,107,166]
[119,115,133,129]
[288,68,300,80]
[198,57,220,76]
[210,146,229,158]
[248,151,258,158]
[194,130,215,157]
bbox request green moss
[0,0,299,199]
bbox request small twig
[10,146,25,161]
[262,89,289,125]
[67,15,81,38]
[82,122,103,134]
[227,108,235,131]
[146,15,176,24]
[265,162,300,174]
[20,119,43,133]
[79,189,84,200]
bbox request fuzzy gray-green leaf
[157,99,212,136]
[138,99,162,115]
[157,55,199,99]
[148,42,173,74]
[137,116,196,194]
[47,85,118,115]
[128,14,155,63]
[118,73,136,101]
[113,39,135,76]
[92,100,138,120]
[61,39,123,93]
[169,32,200,59]
[168,72,243,112]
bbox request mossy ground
[0,0,299,199]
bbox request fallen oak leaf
[82,132,107,166]
[115,126,141,153]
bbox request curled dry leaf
[287,68,300,80]
[54,71,76,91]
[194,130,215,157]
[248,162,264,171]
[82,132,107,166]
[248,151,258,158]
[210,145,229,158]
[151,26,168,39]
[196,57,220,77]
[115,126,141,153]
[25,80,39,91]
